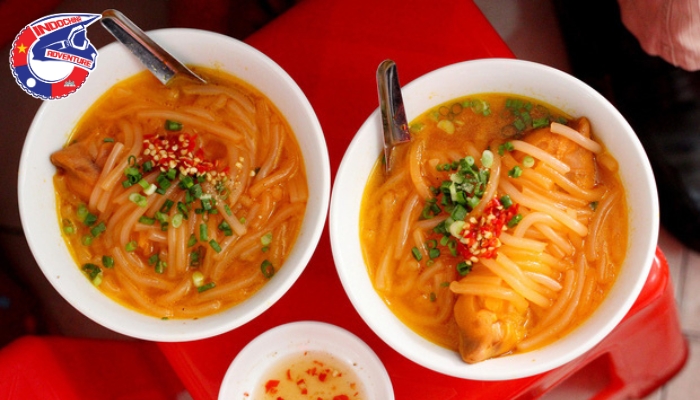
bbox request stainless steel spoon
[100,9,206,85]
[377,59,410,173]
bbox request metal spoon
[377,59,410,173]
[100,9,206,85]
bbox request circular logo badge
[9,13,100,100]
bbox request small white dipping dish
[330,58,658,380]
[18,28,330,342]
[218,321,394,399]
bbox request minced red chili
[457,197,520,266]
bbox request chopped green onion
[218,221,232,236]
[179,175,194,189]
[129,193,148,207]
[450,204,468,221]
[77,204,88,220]
[507,213,523,228]
[90,221,106,238]
[142,160,153,173]
[261,260,275,278]
[83,213,97,227]
[171,213,183,228]
[125,240,138,252]
[523,155,535,168]
[82,263,102,286]
[155,211,169,224]
[197,282,216,293]
[508,166,523,178]
[177,202,189,217]
[590,201,599,211]
[428,248,440,259]
[500,195,513,209]
[138,216,156,225]
[457,261,472,276]
[62,219,75,235]
[189,248,201,267]
[209,239,221,253]
[102,255,114,268]
[481,150,494,168]
[165,119,183,131]
[498,142,514,156]
[81,235,93,246]
[103,138,115,143]
[155,260,166,274]
[160,199,174,213]
[187,234,197,247]
[412,247,423,261]
[199,223,208,241]
[190,183,203,197]
[513,119,526,131]
[261,232,273,246]
[148,254,159,265]
[532,117,550,128]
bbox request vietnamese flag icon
[10,26,37,68]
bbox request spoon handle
[377,59,410,172]
[100,9,205,85]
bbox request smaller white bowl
[218,321,394,400]
[330,58,658,380]
[18,29,330,342]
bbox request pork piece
[523,117,597,189]
[454,294,527,363]
[50,140,111,202]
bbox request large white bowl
[329,58,659,380]
[18,28,330,342]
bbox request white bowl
[329,58,658,380]
[218,321,394,399]
[18,28,330,342]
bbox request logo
[9,13,100,100]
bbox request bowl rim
[18,28,331,342]
[330,57,659,380]
[218,320,395,399]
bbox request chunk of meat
[50,140,110,202]
[523,117,597,189]
[453,294,527,363]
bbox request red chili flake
[264,379,280,394]
[286,369,292,381]
[296,379,308,395]
[457,197,519,265]
[333,395,350,400]
[142,133,219,177]
[318,372,327,382]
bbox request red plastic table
[0,0,686,398]
[155,0,689,399]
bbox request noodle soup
[359,93,627,363]
[51,66,307,319]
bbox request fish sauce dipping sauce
[51,66,306,319]
[19,29,330,341]
[330,59,658,380]
[360,93,626,363]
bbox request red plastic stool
[0,336,186,400]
